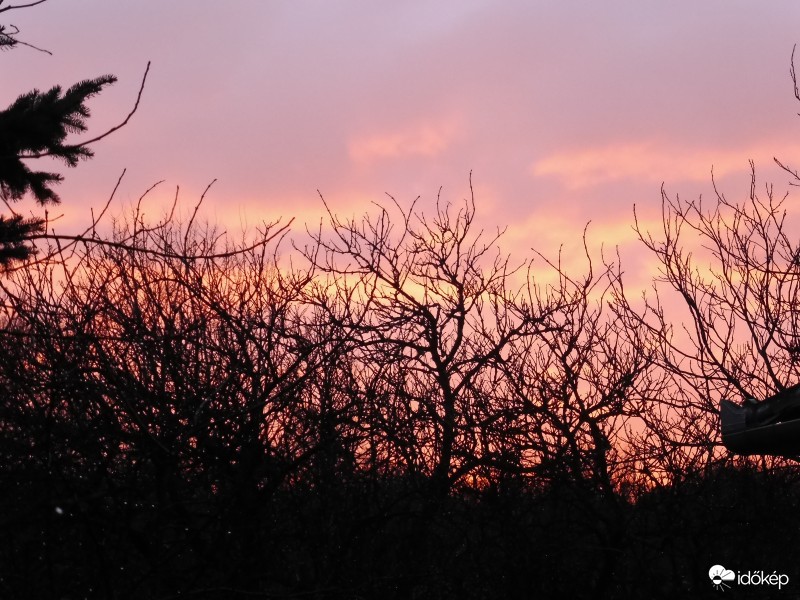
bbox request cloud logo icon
[709,565,735,590]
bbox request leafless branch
[71,61,151,150]
[27,218,293,262]
[0,0,50,13]
[792,44,800,111]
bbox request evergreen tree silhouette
[0,75,117,267]
[0,4,123,269]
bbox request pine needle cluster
[0,74,117,204]
[0,72,117,266]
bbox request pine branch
[0,213,44,267]
[0,73,117,204]
[0,24,17,48]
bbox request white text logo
[709,564,789,591]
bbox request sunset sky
[5,1,800,287]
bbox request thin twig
[0,0,49,14]
[11,37,51,54]
[71,61,151,150]
[792,44,800,113]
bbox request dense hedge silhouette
[2,178,800,598]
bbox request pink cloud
[348,117,462,164]
[531,141,800,190]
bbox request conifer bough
[0,74,117,205]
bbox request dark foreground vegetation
[3,176,800,599]
[4,5,800,598]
